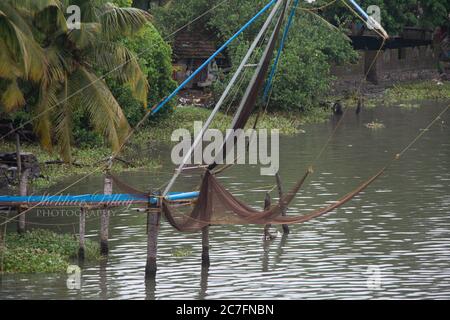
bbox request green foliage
[120,23,178,114]
[1,229,101,273]
[383,81,450,104]
[153,0,357,113]
[270,12,357,112]
[323,0,450,34]
[113,0,133,7]
[0,0,152,162]
[172,247,193,257]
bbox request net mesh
[162,168,385,232]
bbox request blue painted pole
[348,0,369,20]
[151,0,278,115]
[263,0,299,102]
[0,191,200,205]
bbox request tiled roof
[173,29,225,59]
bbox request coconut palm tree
[0,0,151,162]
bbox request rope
[0,0,230,142]
[298,0,338,11]
[263,0,299,101]
[0,0,265,227]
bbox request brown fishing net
[162,168,386,232]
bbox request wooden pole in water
[201,226,210,268]
[263,192,271,240]
[79,207,86,261]
[145,205,161,279]
[100,162,112,256]
[275,173,289,234]
[17,168,30,234]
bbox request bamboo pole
[17,168,30,234]
[145,208,160,279]
[78,207,86,261]
[201,226,210,268]
[100,171,112,256]
[275,173,289,234]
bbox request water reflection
[198,267,209,300]
[0,102,449,299]
[145,278,156,300]
[99,260,108,300]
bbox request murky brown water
[1,101,449,299]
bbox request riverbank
[339,80,450,109]
[1,80,449,191]
[0,229,100,273]
[0,107,329,191]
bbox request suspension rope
[263,0,299,101]
[0,0,231,142]
[0,1,279,228]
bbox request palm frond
[0,41,21,79]
[0,9,47,82]
[0,79,25,111]
[33,4,68,35]
[34,84,58,153]
[90,41,148,104]
[54,78,73,162]
[5,0,61,13]
[100,3,151,39]
[67,22,101,49]
[69,67,130,152]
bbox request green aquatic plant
[0,229,101,273]
[365,121,385,129]
[172,247,193,258]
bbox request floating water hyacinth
[365,121,385,129]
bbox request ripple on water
[1,104,450,299]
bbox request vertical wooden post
[78,207,86,261]
[145,207,161,279]
[263,192,271,240]
[100,165,112,256]
[12,124,22,181]
[17,168,30,234]
[275,173,289,234]
[201,226,210,268]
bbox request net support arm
[346,0,389,39]
[162,0,284,196]
[151,0,279,116]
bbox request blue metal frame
[0,191,200,206]
[263,0,299,102]
[151,0,278,115]
[348,0,370,20]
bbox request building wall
[331,45,436,84]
